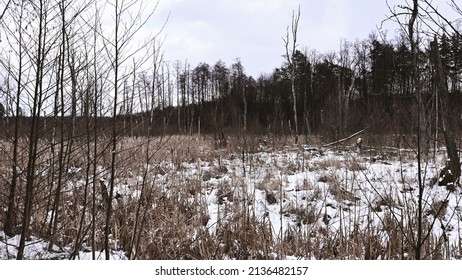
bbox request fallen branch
[323,128,367,148]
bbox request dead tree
[283,6,301,143]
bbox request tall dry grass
[0,134,461,259]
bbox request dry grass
[0,134,460,260]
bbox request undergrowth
[0,135,461,259]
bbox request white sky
[148,0,395,77]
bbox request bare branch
[0,0,12,21]
[421,0,462,38]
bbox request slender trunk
[291,74,298,142]
[92,75,99,260]
[91,7,99,259]
[48,3,69,249]
[5,7,24,237]
[284,7,300,143]
[70,51,94,260]
[105,0,120,260]
[17,0,45,259]
[242,82,247,133]
[408,0,424,260]
[343,71,355,134]
[47,48,66,250]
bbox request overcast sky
[146,0,448,77]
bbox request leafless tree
[100,0,161,260]
[283,5,301,143]
[384,0,461,260]
[0,0,28,239]
[421,0,461,184]
[338,40,358,136]
[15,0,60,259]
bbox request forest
[0,0,462,260]
[0,2,462,140]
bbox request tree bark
[431,36,461,183]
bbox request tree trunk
[408,0,424,261]
[17,0,46,259]
[284,6,300,143]
[5,6,25,237]
[431,36,461,183]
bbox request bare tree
[420,0,461,184]
[283,5,301,143]
[101,0,161,260]
[16,0,57,259]
[384,0,461,260]
[128,37,165,259]
[338,40,358,136]
[406,0,428,260]
[430,37,461,183]
[1,1,27,238]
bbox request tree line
[1,6,462,144]
[3,32,462,141]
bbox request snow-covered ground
[1,142,461,259]
[0,232,127,260]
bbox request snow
[0,232,127,260]
[1,144,461,259]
